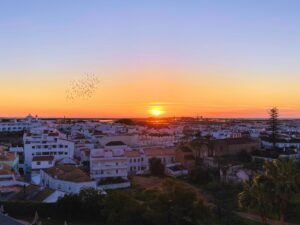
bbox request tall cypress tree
[269,107,279,149]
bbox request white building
[125,150,146,174]
[90,143,128,181]
[0,114,41,132]
[0,164,17,186]
[143,147,176,170]
[40,165,96,193]
[138,133,175,147]
[31,156,55,172]
[261,137,300,149]
[23,128,74,172]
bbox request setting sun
[149,106,164,117]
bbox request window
[134,159,136,162]
[37,162,41,165]
[48,161,52,165]
[32,146,35,149]
[64,152,68,155]
[116,169,118,174]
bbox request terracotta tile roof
[32,156,54,162]
[144,147,175,157]
[124,151,141,157]
[0,164,13,175]
[44,165,91,183]
[0,151,16,161]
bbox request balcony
[91,164,127,170]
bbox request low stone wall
[97,181,130,190]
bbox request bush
[237,150,252,163]
[188,168,214,185]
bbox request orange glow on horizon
[1,68,300,118]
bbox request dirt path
[236,211,300,225]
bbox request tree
[190,139,205,164]
[238,175,271,225]
[188,167,213,185]
[149,157,165,176]
[56,188,105,220]
[264,158,300,225]
[143,179,211,225]
[269,107,279,149]
[239,158,300,225]
[237,150,252,163]
[103,191,148,225]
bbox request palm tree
[238,175,271,225]
[264,158,300,225]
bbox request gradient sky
[1,0,300,118]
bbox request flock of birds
[66,73,99,102]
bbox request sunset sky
[1,1,300,118]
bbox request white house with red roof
[31,155,55,172]
[23,128,74,172]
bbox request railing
[91,164,127,170]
